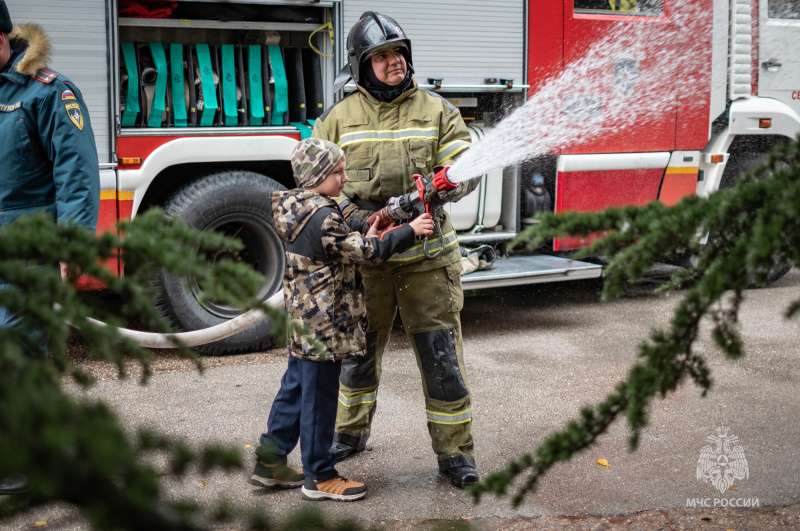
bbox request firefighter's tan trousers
[335,263,475,463]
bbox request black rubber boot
[330,432,369,461]
[444,465,479,488]
[438,456,479,489]
[0,475,30,496]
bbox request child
[250,138,433,501]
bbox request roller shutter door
[342,0,524,88]
[7,0,112,163]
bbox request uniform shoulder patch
[64,102,84,130]
[61,89,76,101]
[33,69,59,84]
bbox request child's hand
[410,213,434,237]
[366,217,388,238]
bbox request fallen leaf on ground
[243,444,253,449]
[33,522,47,528]
[596,458,610,467]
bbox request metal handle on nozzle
[422,214,444,259]
[413,174,445,259]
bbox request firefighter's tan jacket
[312,76,473,272]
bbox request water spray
[446,0,707,184]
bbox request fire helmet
[334,11,413,91]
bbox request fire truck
[7,0,799,354]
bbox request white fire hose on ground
[73,290,284,349]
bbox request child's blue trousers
[258,355,342,481]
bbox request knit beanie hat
[0,1,12,33]
[290,138,344,189]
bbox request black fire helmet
[333,11,413,92]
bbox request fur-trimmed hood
[8,23,51,77]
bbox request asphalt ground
[4,266,800,530]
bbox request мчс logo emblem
[696,426,749,494]
[65,102,84,130]
[614,54,639,98]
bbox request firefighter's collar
[356,75,418,105]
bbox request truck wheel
[721,150,791,287]
[677,149,791,287]
[154,171,286,355]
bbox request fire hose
[367,166,458,259]
[59,290,283,349]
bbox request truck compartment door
[342,0,524,90]
[563,0,678,154]
[554,152,670,251]
[758,1,800,116]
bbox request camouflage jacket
[273,189,416,361]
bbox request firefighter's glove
[429,166,463,204]
[432,166,457,191]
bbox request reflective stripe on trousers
[338,390,377,407]
[426,408,472,425]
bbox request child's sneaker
[248,461,304,488]
[301,476,367,501]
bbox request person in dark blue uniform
[0,0,100,496]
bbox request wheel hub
[189,213,283,319]
[209,248,243,264]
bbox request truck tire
[154,171,286,355]
[725,150,791,286]
[691,149,791,287]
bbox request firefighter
[0,0,99,496]
[313,11,480,488]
